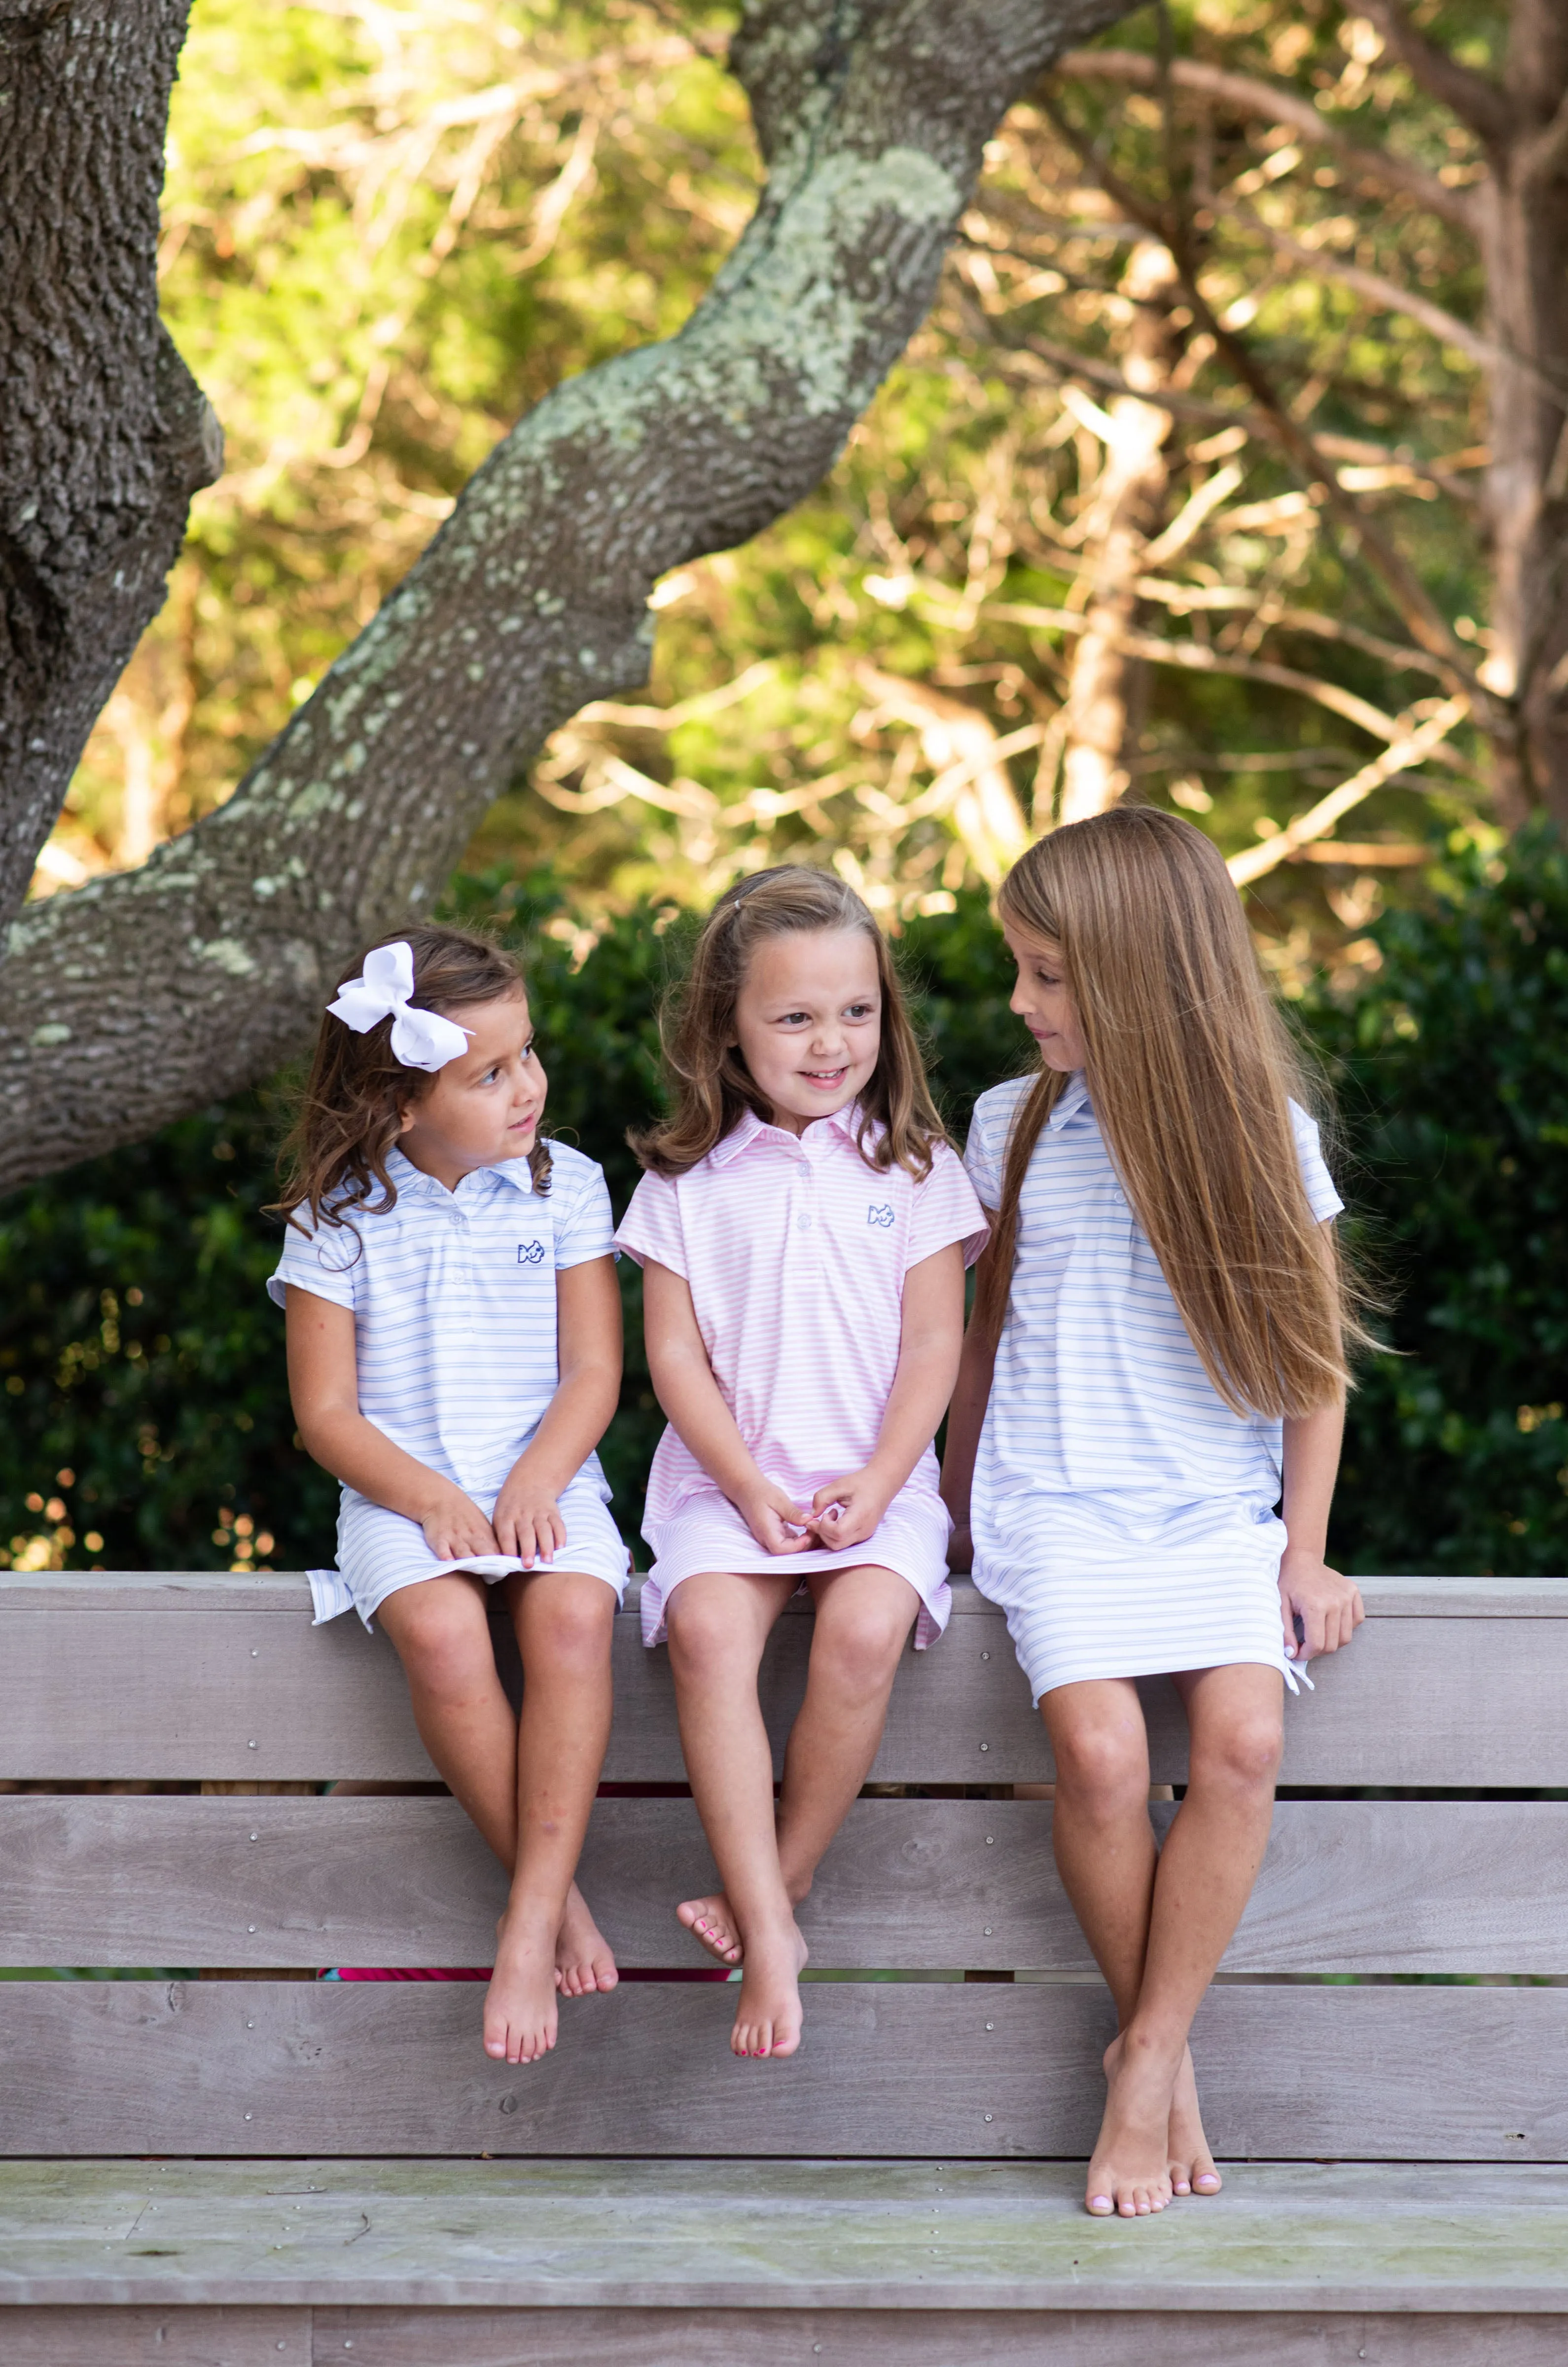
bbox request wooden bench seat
[3,2157,1568,2363]
[2,1570,1567,2362]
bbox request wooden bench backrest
[1,1572,1564,2164]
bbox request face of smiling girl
[1003,919,1089,1074]
[397,988,547,1189]
[731,926,883,1136]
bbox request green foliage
[1305,824,1568,1575]
[0,1091,331,1575]
[4,844,1566,1577]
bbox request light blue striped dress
[962,1072,1342,1703]
[268,1142,629,1627]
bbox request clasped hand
[738,1466,894,1557]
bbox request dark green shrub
[1303,823,1568,1575]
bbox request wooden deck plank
[3,1573,1563,1616]
[2,2159,1568,2312]
[1,1981,1565,2162]
[0,2308,309,2365]
[3,1794,1566,1975]
[0,2307,1557,2367]
[5,1576,1568,1787]
[300,2307,1565,2366]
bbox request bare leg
[375,1572,616,2063]
[1042,1680,1163,2212]
[666,1570,806,2058]
[1131,1664,1282,2197]
[484,1569,617,2064]
[774,1566,919,1904]
[1044,1667,1282,2217]
[673,1567,920,1967]
[375,1575,519,1858]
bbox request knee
[1197,1712,1283,1793]
[389,1598,493,1704]
[1050,1717,1148,1814]
[813,1605,909,1698]
[667,1596,747,1686]
[527,1580,614,1675]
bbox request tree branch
[1035,84,1481,696]
[1226,694,1470,885]
[1358,0,1512,148]
[1517,82,1568,186]
[1058,46,1472,228]
[961,593,1472,757]
[979,329,1482,502]
[1228,206,1568,403]
[0,0,1133,1190]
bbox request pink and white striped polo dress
[612,1102,988,1648]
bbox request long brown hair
[631,866,946,1179]
[974,808,1363,1417]
[274,924,549,1236]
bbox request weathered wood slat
[0,2309,309,2366]
[4,2158,1568,2311]
[1,1979,1565,2161]
[310,2309,1568,2365]
[4,1575,1568,1786]
[3,1794,1566,1975]
[0,2304,1531,2366]
[4,1572,1562,1615]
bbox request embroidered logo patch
[866,1203,894,1229]
[517,1240,545,1265]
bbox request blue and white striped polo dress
[962,1070,1343,1703]
[268,1141,628,1627]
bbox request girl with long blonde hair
[616,866,987,2062]
[941,808,1365,2221]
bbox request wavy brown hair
[631,866,947,1179]
[274,923,549,1237]
[974,808,1365,1417]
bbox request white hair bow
[326,942,472,1073]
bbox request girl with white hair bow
[269,923,628,2071]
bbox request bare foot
[677,1891,743,1966]
[1167,2044,1221,2198]
[483,1907,559,2065]
[1084,2033,1178,2218]
[556,1882,618,1999]
[730,1920,808,2059]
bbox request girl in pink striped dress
[614,868,987,2062]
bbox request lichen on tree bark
[0,0,1129,1191]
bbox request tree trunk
[0,0,221,925]
[1056,241,1181,824]
[0,0,1131,1193]
[1482,0,1568,826]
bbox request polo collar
[385,1146,537,1198]
[709,1098,872,1167]
[708,1107,770,1167]
[1046,1070,1092,1134]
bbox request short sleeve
[1289,1099,1344,1223]
[551,1152,615,1270]
[909,1139,990,1271]
[612,1169,687,1277]
[962,1083,1016,1214]
[266,1207,364,1313]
